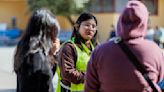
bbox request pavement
[0,46,16,92]
[0,46,58,92]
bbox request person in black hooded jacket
[13,8,60,92]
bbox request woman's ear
[94,30,98,37]
[74,24,79,31]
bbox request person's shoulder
[59,41,77,55]
[28,51,46,65]
[141,39,163,52]
[22,51,49,74]
[144,39,159,46]
[61,41,75,50]
[93,40,114,53]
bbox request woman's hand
[51,38,60,55]
[48,38,60,67]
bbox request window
[143,0,158,15]
[115,0,128,12]
[89,0,114,13]
[88,0,158,15]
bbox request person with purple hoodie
[85,0,164,92]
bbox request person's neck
[83,40,91,49]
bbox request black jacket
[16,51,54,92]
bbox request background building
[0,0,163,42]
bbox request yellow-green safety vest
[56,40,94,92]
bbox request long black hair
[14,8,60,73]
[71,12,98,46]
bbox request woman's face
[78,19,97,41]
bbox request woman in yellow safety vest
[56,12,98,92]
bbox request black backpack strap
[114,37,158,92]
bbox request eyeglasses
[81,23,97,32]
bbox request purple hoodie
[85,0,164,92]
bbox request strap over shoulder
[115,36,159,92]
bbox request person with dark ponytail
[14,8,60,92]
[56,12,98,92]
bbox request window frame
[143,0,158,15]
[88,0,158,15]
[89,0,115,13]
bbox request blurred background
[0,0,164,92]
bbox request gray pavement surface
[0,47,16,92]
[0,46,58,92]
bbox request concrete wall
[94,13,119,42]
[0,0,29,30]
[149,0,164,28]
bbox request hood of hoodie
[116,0,149,40]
